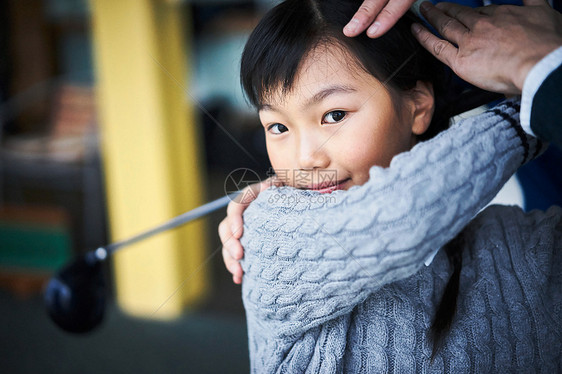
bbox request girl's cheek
[266,147,292,183]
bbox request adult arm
[240,100,542,337]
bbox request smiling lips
[308,178,350,194]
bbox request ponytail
[430,232,464,359]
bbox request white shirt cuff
[521,46,562,137]
[424,249,439,266]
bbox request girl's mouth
[308,178,351,194]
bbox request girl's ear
[409,81,435,136]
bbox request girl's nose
[297,136,330,170]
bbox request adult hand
[219,178,280,284]
[412,0,562,95]
[344,0,417,38]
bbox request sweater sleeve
[240,99,541,337]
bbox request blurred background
[0,0,279,373]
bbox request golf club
[44,192,240,333]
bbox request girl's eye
[267,123,288,134]
[322,110,347,124]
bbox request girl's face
[259,45,434,193]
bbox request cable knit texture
[240,100,562,373]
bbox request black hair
[241,0,463,357]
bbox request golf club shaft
[95,192,240,258]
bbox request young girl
[236,0,561,372]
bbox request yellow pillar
[90,0,208,319]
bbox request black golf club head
[44,254,106,333]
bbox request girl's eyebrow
[258,85,357,112]
[259,103,275,111]
[302,85,357,109]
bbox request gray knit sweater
[240,100,562,373]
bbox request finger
[411,23,458,69]
[230,262,243,281]
[228,178,272,237]
[434,2,480,28]
[420,1,469,45]
[227,197,248,236]
[239,177,271,205]
[232,177,278,218]
[219,217,244,260]
[367,0,416,37]
[229,239,244,260]
[222,246,243,279]
[233,187,256,206]
[229,177,281,240]
[222,245,242,274]
[218,219,234,249]
[344,0,389,37]
[229,211,245,239]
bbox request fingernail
[367,22,380,37]
[344,18,359,34]
[412,23,422,34]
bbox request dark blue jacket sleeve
[530,63,562,147]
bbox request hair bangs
[241,0,326,108]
